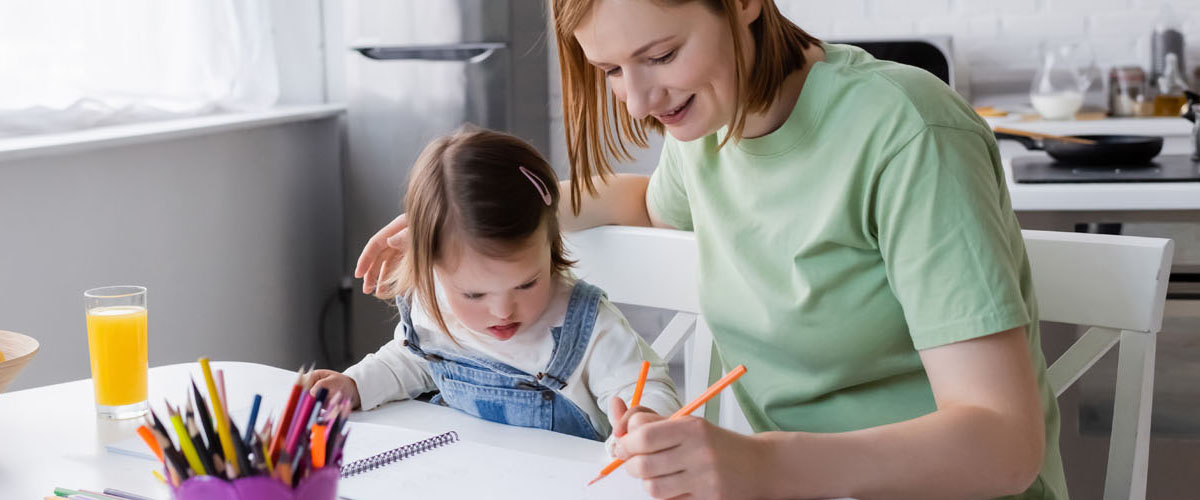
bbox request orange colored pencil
[136,425,164,463]
[630,360,650,408]
[588,364,747,486]
[312,423,328,468]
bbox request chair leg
[1103,330,1156,500]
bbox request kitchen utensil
[996,132,1165,166]
[0,330,39,393]
[993,126,1097,145]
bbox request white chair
[567,226,1173,500]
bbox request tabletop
[0,361,619,499]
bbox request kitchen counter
[991,117,1200,221]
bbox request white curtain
[0,0,279,138]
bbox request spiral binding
[339,430,460,478]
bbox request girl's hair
[376,125,573,338]
[551,0,819,213]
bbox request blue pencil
[243,394,262,444]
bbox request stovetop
[1012,154,1200,183]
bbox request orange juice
[85,305,148,406]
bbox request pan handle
[994,131,1043,151]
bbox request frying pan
[995,132,1164,166]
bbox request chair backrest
[1023,230,1172,500]
[567,226,1173,500]
[565,226,748,430]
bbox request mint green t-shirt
[647,44,1066,499]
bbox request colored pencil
[101,489,155,500]
[588,364,748,486]
[168,402,208,475]
[311,423,328,468]
[190,378,222,461]
[631,360,650,407]
[244,394,262,444]
[269,366,306,463]
[284,390,317,456]
[199,357,240,476]
[135,425,163,464]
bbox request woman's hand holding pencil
[590,364,748,490]
[593,364,774,499]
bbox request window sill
[0,104,345,162]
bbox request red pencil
[269,366,306,463]
[588,364,747,486]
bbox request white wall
[0,118,344,391]
[784,0,1198,83]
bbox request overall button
[542,390,555,401]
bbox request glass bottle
[1154,53,1190,117]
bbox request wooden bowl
[0,331,39,393]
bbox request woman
[356,1,1066,498]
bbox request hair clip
[518,166,552,206]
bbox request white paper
[337,422,648,500]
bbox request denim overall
[399,280,604,441]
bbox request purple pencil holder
[170,466,339,500]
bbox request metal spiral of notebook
[1012,154,1200,183]
[339,430,460,478]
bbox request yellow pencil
[152,469,167,484]
[168,403,208,476]
[588,364,747,486]
[199,357,240,476]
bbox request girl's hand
[354,213,410,295]
[607,396,660,438]
[307,369,362,410]
[616,412,772,500]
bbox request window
[0,0,279,138]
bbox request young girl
[309,126,680,441]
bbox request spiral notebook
[339,429,460,478]
[337,422,647,499]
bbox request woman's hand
[610,398,772,500]
[354,213,409,294]
[307,369,362,410]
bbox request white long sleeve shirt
[344,274,681,438]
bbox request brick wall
[781,0,1198,92]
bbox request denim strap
[537,280,604,390]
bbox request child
[309,126,680,441]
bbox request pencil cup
[171,466,339,500]
[84,285,149,419]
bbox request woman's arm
[559,174,676,231]
[615,327,1045,499]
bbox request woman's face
[574,0,757,142]
[435,226,555,341]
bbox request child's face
[435,226,555,341]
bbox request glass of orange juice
[84,285,149,419]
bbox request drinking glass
[84,285,149,419]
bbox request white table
[0,361,613,499]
